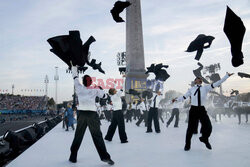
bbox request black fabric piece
[126,89,140,98]
[3,130,30,155]
[145,63,170,82]
[32,123,45,139]
[238,72,250,78]
[47,35,71,67]
[223,6,246,67]
[119,67,126,74]
[207,73,221,83]
[211,84,214,88]
[186,34,215,61]
[110,1,131,23]
[73,76,78,80]
[193,62,209,84]
[183,96,186,99]
[142,89,153,99]
[82,36,96,64]
[230,89,239,95]
[48,31,104,74]
[47,31,94,68]
[87,59,105,74]
[77,66,88,73]
[68,31,84,66]
[95,97,100,103]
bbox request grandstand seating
[0,94,48,113]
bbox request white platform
[7,115,250,167]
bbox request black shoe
[136,123,139,127]
[184,144,191,151]
[104,138,112,142]
[69,152,77,163]
[65,129,69,131]
[121,140,128,144]
[156,130,161,133]
[102,159,115,165]
[146,130,152,133]
[166,124,169,128]
[199,137,212,150]
[174,125,178,128]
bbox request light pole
[11,84,14,95]
[44,75,49,96]
[54,67,59,105]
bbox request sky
[0,0,250,103]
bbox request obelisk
[125,0,148,99]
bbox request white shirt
[150,93,163,108]
[177,74,229,106]
[172,101,182,109]
[74,78,106,111]
[110,90,123,111]
[138,101,149,112]
[109,78,125,111]
[131,103,137,109]
[107,104,114,111]
[127,104,131,110]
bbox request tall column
[44,75,49,97]
[125,0,148,100]
[54,67,59,106]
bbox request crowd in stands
[0,94,48,111]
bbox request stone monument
[125,0,148,100]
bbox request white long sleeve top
[74,78,106,111]
[109,78,125,111]
[72,66,106,111]
[176,74,229,107]
[150,93,163,108]
[138,101,149,112]
[131,103,137,110]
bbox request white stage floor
[7,115,250,167]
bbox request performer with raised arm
[146,81,164,133]
[69,66,114,165]
[104,76,128,143]
[173,72,234,151]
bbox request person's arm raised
[71,65,82,94]
[173,88,191,103]
[207,72,234,91]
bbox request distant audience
[0,94,48,111]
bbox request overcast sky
[0,0,250,103]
